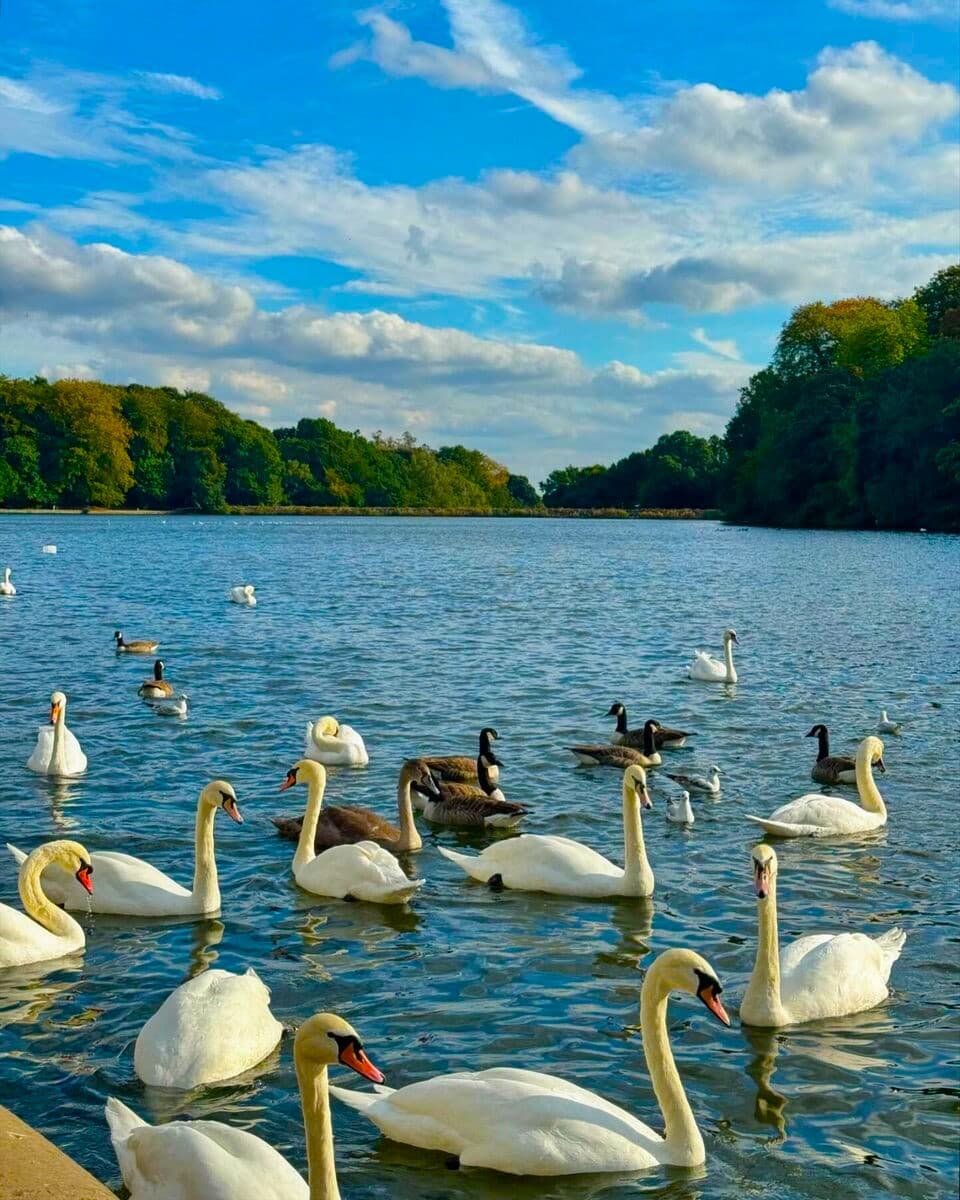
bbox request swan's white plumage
[296,840,422,904]
[0,567,15,596]
[228,584,257,606]
[303,717,369,766]
[26,692,87,777]
[0,841,90,968]
[688,629,738,683]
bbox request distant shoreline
[0,506,721,520]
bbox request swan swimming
[688,629,738,683]
[26,691,87,777]
[0,567,15,596]
[229,584,257,606]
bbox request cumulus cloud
[827,0,958,21]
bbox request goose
[41,544,57,554]
[0,566,15,596]
[115,630,160,654]
[0,840,93,968]
[414,757,527,829]
[878,709,902,735]
[108,1011,383,1200]
[26,690,87,777]
[155,694,188,718]
[746,736,887,837]
[665,766,720,795]
[741,844,906,1026]
[807,724,856,785]
[138,659,175,699]
[688,629,739,683]
[607,704,692,751]
[333,947,729,1174]
[304,716,369,767]
[274,759,436,853]
[7,780,242,915]
[420,727,500,785]
[282,760,423,904]
[135,968,283,1089]
[229,584,257,606]
[666,792,695,825]
[567,743,653,769]
[438,765,653,897]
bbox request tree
[914,265,960,337]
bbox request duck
[155,694,188,718]
[607,703,692,750]
[741,844,906,1026]
[303,716,369,767]
[414,757,527,829]
[138,659,175,699]
[274,759,435,853]
[746,736,887,837]
[0,841,93,968]
[807,724,856,785]
[666,791,695,825]
[332,947,729,1175]
[115,630,160,654]
[420,727,500,784]
[7,780,243,916]
[688,629,739,683]
[567,742,654,769]
[0,566,15,596]
[26,690,87,777]
[108,1011,384,1200]
[665,766,721,795]
[878,709,902,735]
[228,584,257,606]
[135,968,283,1089]
[439,765,653,898]
[282,760,423,904]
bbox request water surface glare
[0,516,957,1199]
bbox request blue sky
[1,0,957,483]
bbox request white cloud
[827,0,958,21]
[692,328,742,360]
[137,72,222,100]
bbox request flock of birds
[0,567,911,1198]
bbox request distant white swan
[229,584,257,606]
[41,544,57,554]
[878,709,902,735]
[26,691,87,777]
[666,792,695,825]
[135,968,283,1089]
[689,629,738,683]
[0,567,15,596]
[304,715,369,767]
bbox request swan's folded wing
[90,851,192,893]
[758,794,877,834]
[780,932,892,1018]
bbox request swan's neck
[192,800,220,910]
[640,965,702,1164]
[723,639,736,682]
[856,751,885,816]
[20,848,83,942]
[743,881,785,1025]
[294,775,326,873]
[296,1060,340,1200]
[621,780,653,896]
[395,779,422,852]
[49,707,66,774]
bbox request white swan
[746,736,887,837]
[688,629,738,683]
[878,709,902,735]
[41,544,57,554]
[6,780,242,915]
[109,1011,384,1199]
[0,841,93,968]
[333,947,729,1175]
[741,844,906,1026]
[666,792,695,825]
[283,760,422,904]
[0,566,15,596]
[303,716,369,767]
[665,766,720,795]
[26,691,87,777]
[229,584,257,606]
[438,765,654,898]
[135,968,283,1089]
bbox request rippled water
[0,515,957,1199]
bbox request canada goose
[807,724,856,785]
[567,742,654,768]
[138,659,174,699]
[114,630,160,654]
[605,710,663,765]
[608,704,691,751]
[431,751,506,803]
[421,727,500,784]
[665,766,721,795]
[413,758,527,829]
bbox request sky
[0,0,958,485]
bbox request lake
[0,515,957,1199]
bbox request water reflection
[0,954,85,1029]
[187,918,224,978]
[742,1026,789,1139]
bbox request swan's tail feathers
[5,843,27,867]
[437,845,492,882]
[105,1097,147,1185]
[330,1083,393,1112]
[875,927,907,979]
[745,816,817,838]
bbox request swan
[108,1010,384,1200]
[607,704,692,751]
[41,544,57,554]
[746,736,887,837]
[282,760,423,904]
[567,743,653,769]
[665,766,720,795]
[666,792,695,825]
[688,629,739,683]
[135,968,283,1089]
[26,691,87,777]
[7,780,242,915]
[333,947,729,1175]
[807,724,856,785]
[741,844,906,1026]
[438,765,653,898]
[878,709,902,735]
[413,757,527,829]
[421,727,500,785]
[229,584,257,606]
[303,716,369,767]
[0,840,93,968]
[138,659,175,699]
[0,566,15,596]
[155,694,188,718]
[115,630,160,654]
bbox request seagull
[155,694,189,718]
[666,791,695,825]
[878,709,902,735]
[665,765,721,795]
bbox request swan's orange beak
[339,1041,385,1084]
[279,769,297,792]
[698,982,730,1027]
[49,702,61,724]
[222,797,243,824]
[75,863,94,894]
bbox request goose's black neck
[814,726,830,761]
[615,707,628,735]
[643,720,656,755]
